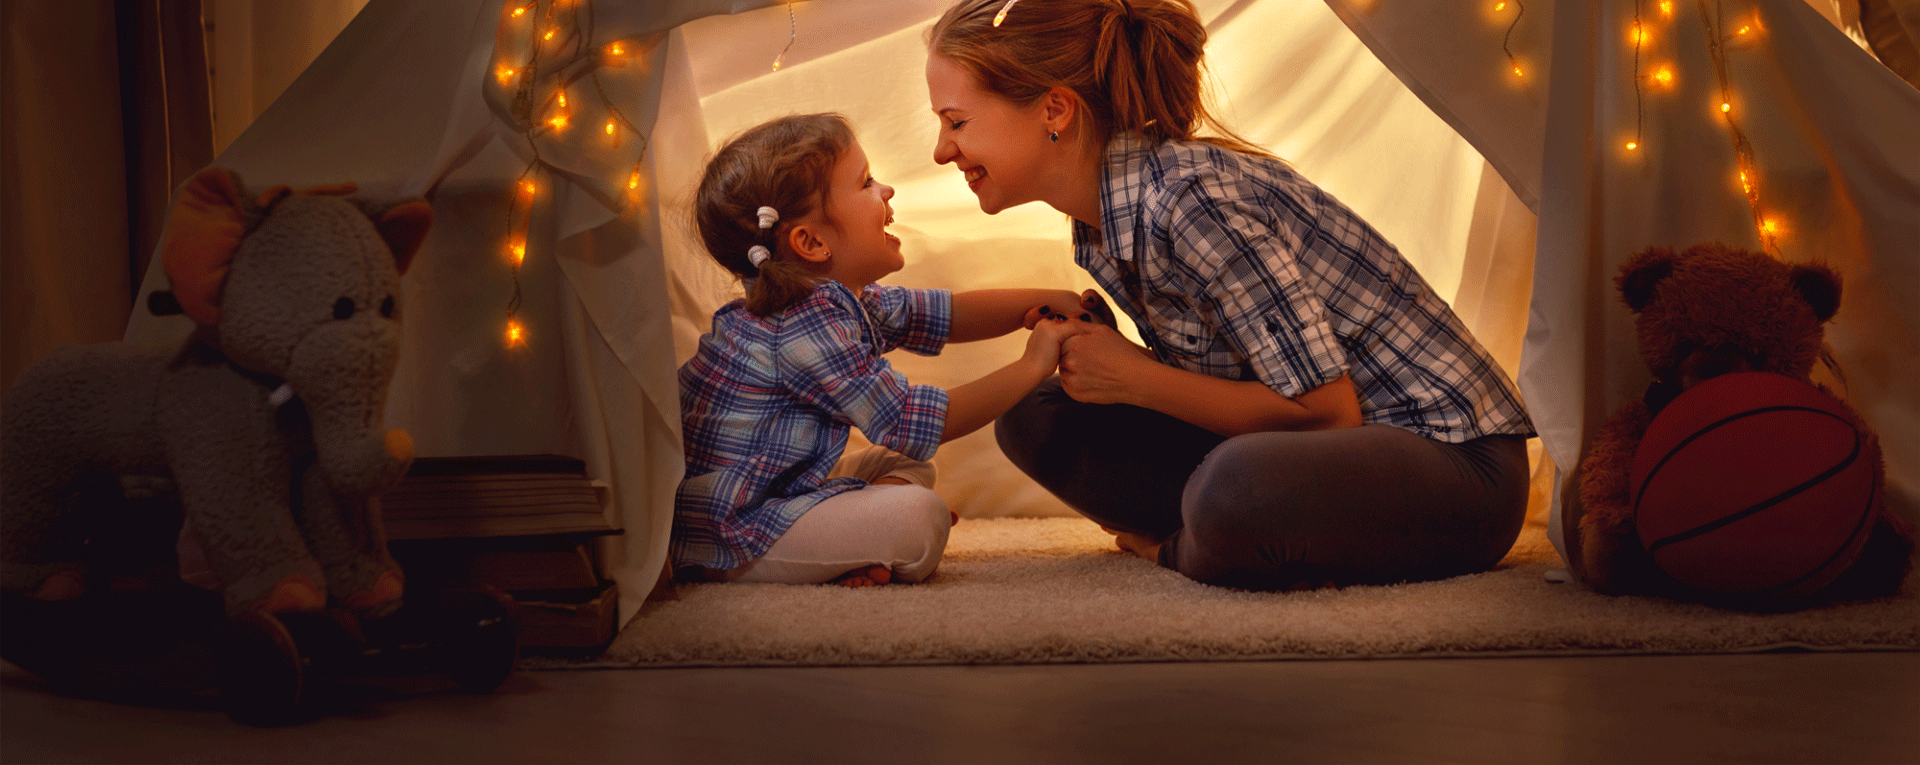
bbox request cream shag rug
[577,518,1919,668]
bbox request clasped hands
[1017,289,1155,406]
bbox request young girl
[675,113,1088,587]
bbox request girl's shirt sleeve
[1161,175,1350,398]
[778,303,948,461]
[860,285,952,356]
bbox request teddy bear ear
[1790,263,1842,322]
[1616,246,1678,312]
[373,202,433,276]
[159,167,248,326]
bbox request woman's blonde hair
[928,0,1269,157]
[694,113,854,316]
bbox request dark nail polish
[1038,306,1051,316]
[1079,313,1092,321]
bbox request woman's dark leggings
[995,378,1530,590]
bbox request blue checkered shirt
[1074,134,1533,442]
[673,281,952,570]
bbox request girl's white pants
[713,445,949,584]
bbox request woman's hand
[1021,289,1120,330]
[1058,321,1156,405]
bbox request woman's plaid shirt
[673,280,951,570]
[1072,134,1533,443]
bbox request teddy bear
[1,166,431,619]
[1573,242,1914,606]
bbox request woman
[926,0,1536,590]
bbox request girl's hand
[1021,315,1086,373]
[1059,321,1155,405]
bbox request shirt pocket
[1151,307,1214,361]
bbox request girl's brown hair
[928,0,1269,157]
[694,113,854,316]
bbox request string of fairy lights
[1490,0,1782,255]
[491,0,798,348]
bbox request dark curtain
[1,0,213,391]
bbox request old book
[388,535,604,592]
[515,582,619,649]
[380,454,615,540]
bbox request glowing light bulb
[549,114,568,130]
[606,121,616,135]
[1632,25,1647,45]
[609,43,624,56]
[520,179,536,196]
[1660,1,1672,15]
[1721,102,1731,113]
[506,320,525,346]
[1737,25,1750,36]
[511,242,526,265]
[544,29,555,41]
[1654,67,1673,86]
[1513,66,1524,77]
[1626,141,1638,150]
[496,67,515,83]
[556,91,566,107]
[628,171,640,190]
[511,6,526,17]
[1495,1,1506,9]
[1760,218,1782,235]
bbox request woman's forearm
[1132,363,1362,437]
[948,289,1081,343]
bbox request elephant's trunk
[284,320,412,498]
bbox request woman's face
[927,54,1054,215]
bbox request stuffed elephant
[2,166,431,617]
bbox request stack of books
[382,454,621,651]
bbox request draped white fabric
[148,0,1917,623]
[1329,0,1920,563]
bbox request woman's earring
[1049,130,1059,143]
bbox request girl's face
[810,138,902,289]
[927,54,1054,215]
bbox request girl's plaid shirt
[673,280,951,571]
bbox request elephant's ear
[374,202,433,276]
[159,167,248,326]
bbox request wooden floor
[4,652,1917,764]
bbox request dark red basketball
[1630,372,1880,601]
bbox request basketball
[1629,371,1880,601]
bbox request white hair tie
[756,206,780,229]
[747,245,772,268]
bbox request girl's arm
[1058,322,1362,437]
[947,289,1086,343]
[939,317,1084,442]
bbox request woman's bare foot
[27,570,85,601]
[829,564,892,587]
[1101,526,1163,564]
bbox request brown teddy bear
[1574,242,1914,607]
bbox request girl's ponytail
[693,114,855,317]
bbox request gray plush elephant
[1,166,431,616]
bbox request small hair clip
[747,245,772,268]
[993,0,1020,26]
[756,206,779,229]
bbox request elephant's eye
[333,297,356,320]
[380,296,395,318]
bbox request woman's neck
[1045,137,1107,231]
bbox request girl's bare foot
[830,564,892,587]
